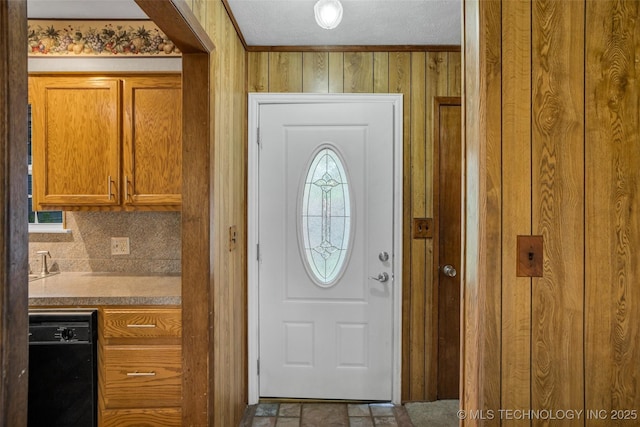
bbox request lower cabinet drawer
[102,308,182,339]
[102,346,181,409]
[101,408,182,427]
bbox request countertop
[28,272,181,306]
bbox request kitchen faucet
[36,250,50,276]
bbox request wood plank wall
[585,1,640,424]
[0,0,29,425]
[185,1,248,426]
[248,50,461,402]
[463,0,640,425]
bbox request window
[28,104,65,233]
[300,146,352,287]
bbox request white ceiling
[28,0,150,20]
[27,0,462,47]
[227,0,461,46]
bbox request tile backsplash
[29,211,181,274]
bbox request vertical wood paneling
[393,52,418,400]
[424,51,449,401]
[586,1,640,425]
[465,0,640,424]
[248,52,269,92]
[501,0,532,423]
[447,52,462,96]
[532,0,584,420]
[190,0,207,27]
[253,47,460,402]
[344,52,374,93]
[409,52,428,400]
[388,51,414,401]
[235,28,247,420]
[328,52,344,93]
[479,0,504,420]
[373,52,389,93]
[302,52,329,93]
[213,7,232,423]
[269,52,302,92]
[462,0,483,417]
[193,1,247,425]
[461,0,503,423]
[426,52,449,216]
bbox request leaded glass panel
[300,147,351,286]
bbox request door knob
[442,264,457,277]
[369,272,389,283]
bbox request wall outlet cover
[111,237,130,255]
[413,218,433,239]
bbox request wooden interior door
[435,97,462,399]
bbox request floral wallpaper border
[28,20,181,57]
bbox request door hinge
[257,127,260,146]
[256,243,260,261]
[257,359,260,375]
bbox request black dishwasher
[28,309,98,427]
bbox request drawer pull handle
[126,371,156,377]
[126,324,157,328]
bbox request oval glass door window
[300,146,352,287]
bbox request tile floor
[241,402,415,427]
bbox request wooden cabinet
[122,77,182,207]
[99,307,182,427]
[28,74,182,211]
[29,76,121,208]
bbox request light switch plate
[111,237,130,255]
[516,235,543,277]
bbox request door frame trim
[247,93,404,404]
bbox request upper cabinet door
[30,76,121,208]
[122,75,182,208]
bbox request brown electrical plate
[413,218,433,239]
[517,235,543,277]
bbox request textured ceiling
[227,0,461,47]
[28,0,149,20]
[27,0,462,47]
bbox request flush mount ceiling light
[314,0,343,30]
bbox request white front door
[249,94,402,402]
